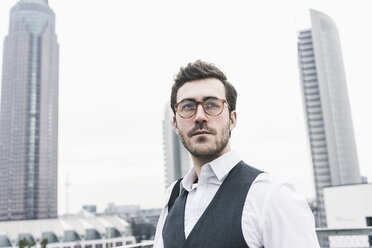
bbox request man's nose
[194,104,208,123]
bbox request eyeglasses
[174,97,229,119]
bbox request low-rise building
[0,215,135,248]
[323,183,372,247]
[324,183,372,228]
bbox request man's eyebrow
[202,96,218,101]
[179,96,218,102]
[179,98,196,102]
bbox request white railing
[13,228,372,248]
[121,241,153,248]
[316,227,372,248]
[118,228,372,248]
[117,228,372,248]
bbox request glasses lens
[178,100,197,118]
[204,98,223,116]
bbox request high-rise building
[162,102,191,188]
[298,9,361,227]
[0,0,59,221]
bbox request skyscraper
[162,103,191,188]
[0,0,59,221]
[298,9,361,227]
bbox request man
[154,60,320,248]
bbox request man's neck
[191,146,231,178]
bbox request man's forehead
[176,78,225,102]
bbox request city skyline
[0,0,371,214]
[298,9,362,227]
[0,0,58,220]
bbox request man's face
[173,78,237,160]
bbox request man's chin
[192,135,211,143]
[188,144,218,157]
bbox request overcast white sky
[0,0,371,215]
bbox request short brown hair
[170,60,237,115]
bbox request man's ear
[229,111,237,131]
[173,115,180,135]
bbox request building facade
[0,215,135,248]
[0,0,59,221]
[298,9,361,227]
[162,103,191,188]
[83,205,97,215]
[323,184,372,247]
[324,184,372,229]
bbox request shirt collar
[181,150,241,191]
[208,150,241,181]
[181,167,198,192]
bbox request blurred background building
[0,215,135,248]
[104,204,140,217]
[162,103,191,188]
[103,203,161,243]
[298,9,361,228]
[83,205,97,215]
[324,183,372,229]
[323,183,372,247]
[0,0,59,221]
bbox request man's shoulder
[240,167,319,247]
[237,161,281,187]
[247,167,293,196]
[233,161,267,185]
[236,161,295,201]
[238,161,265,174]
[246,169,308,212]
[163,180,180,207]
[167,178,183,212]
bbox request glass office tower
[162,103,191,188]
[298,9,361,227]
[0,0,59,220]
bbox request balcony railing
[121,241,154,248]
[316,227,372,248]
[118,228,372,248]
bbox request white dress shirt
[154,150,320,248]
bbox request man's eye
[205,102,219,108]
[181,103,196,110]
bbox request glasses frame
[174,97,229,119]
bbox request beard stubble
[178,121,230,160]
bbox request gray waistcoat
[162,161,263,248]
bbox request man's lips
[187,124,216,137]
[192,130,211,136]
